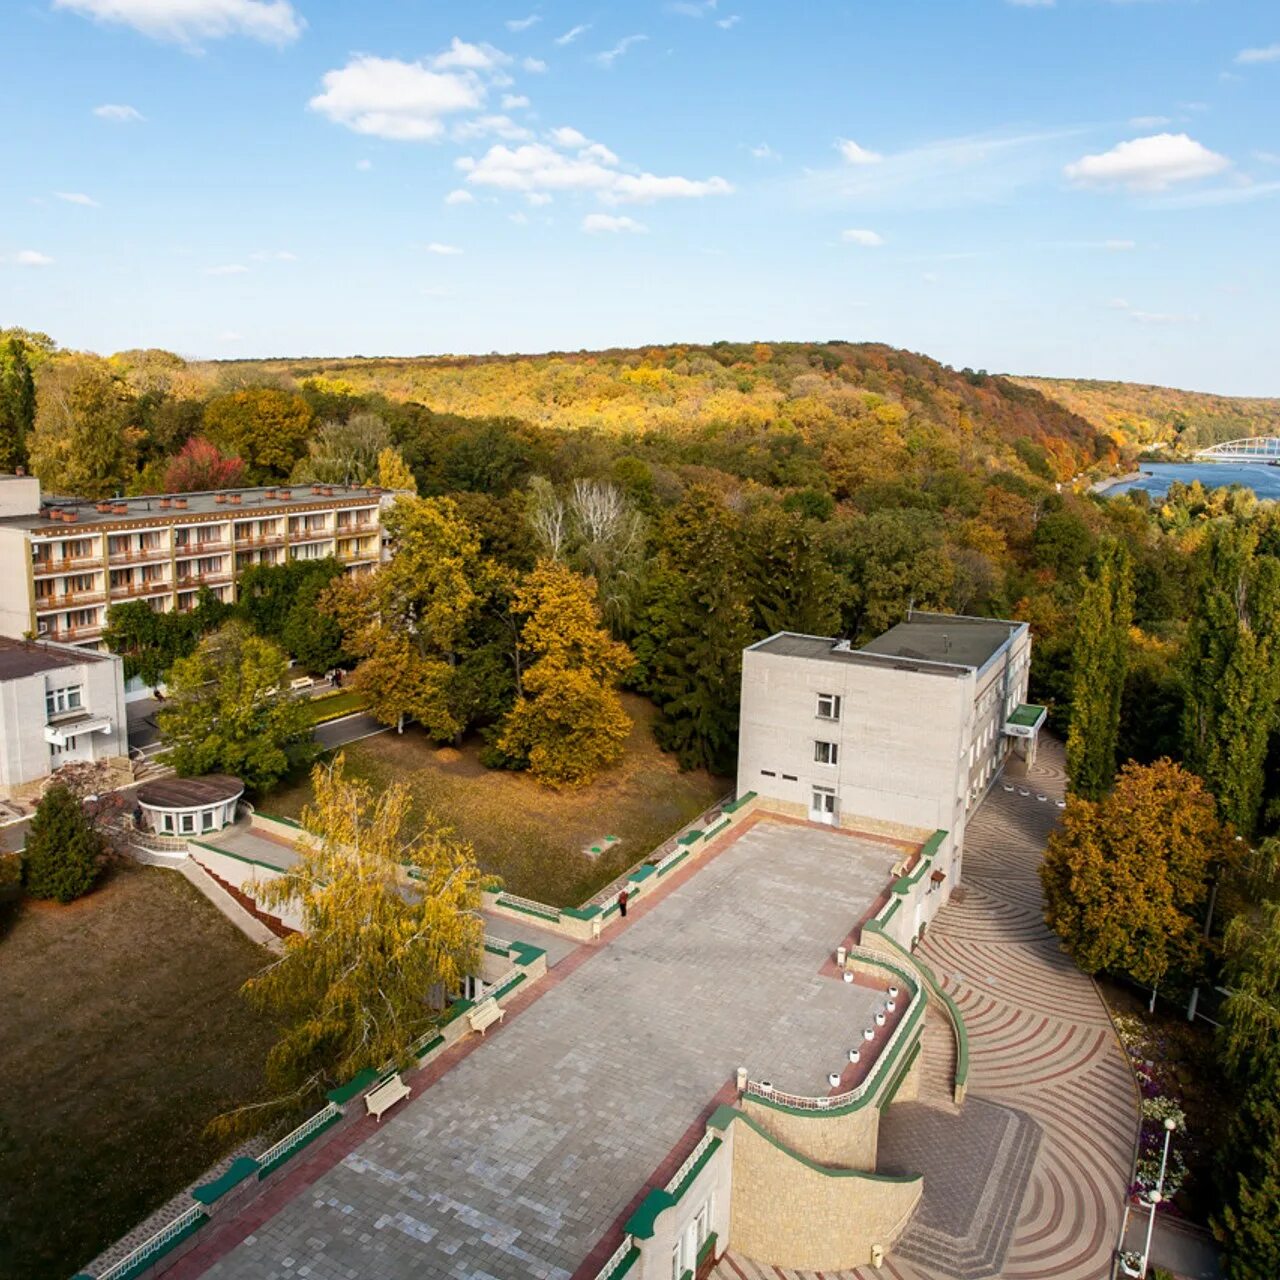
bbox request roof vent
[832,638,852,653]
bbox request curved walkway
[717,743,1139,1280]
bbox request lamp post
[1140,1118,1179,1277]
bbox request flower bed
[1111,1012,1189,1203]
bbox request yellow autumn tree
[377,445,418,494]
[231,754,484,1121]
[498,560,633,787]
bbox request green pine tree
[1066,539,1134,800]
[1182,523,1280,835]
[0,337,35,471]
[23,783,103,904]
[636,489,752,775]
[1214,1087,1280,1280]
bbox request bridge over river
[1194,437,1280,462]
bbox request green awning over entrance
[1004,703,1047,737]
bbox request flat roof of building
[749,611,1023,675]
[0,481,386,533]
[861,613,1022,670]
[0,636,112,680]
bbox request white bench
[467,998,505,1036]
[290,676,315,692]
[364,1072,411,1121]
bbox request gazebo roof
[136,774,244,809]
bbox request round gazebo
[136,774,244,838]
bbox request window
[46,685,84,718]
[202,809,216,832]
[760,769,776,777]
[671,1244,682,1280]
[50,735,78,758]
[814,740,838,766]
[695,1200,711,1248]
[161,813,175,833]
[180,813,195,834]
[816,692,841,721]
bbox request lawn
[262,694,729,907]
[301,687,367,725]
[0,864,279,1280]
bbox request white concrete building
[0,474,393,660]
[0,635,129,795]
[737,611,1043,896]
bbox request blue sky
[1,1,1277,393]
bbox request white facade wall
[0,648,128,790]
[737,623,1032,888]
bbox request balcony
[108,578,173,601]
[173,540,229,559]
[233,532,286,548]
[176,571,233,589]
[337,545,379,564]
[289,527,335,544]
[34,590,107,612]
[33,554,102,578]
[42,623,104,643]
[108,545,171,566]
[335,518,376,534]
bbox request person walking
[618,887,629,918]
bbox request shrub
[23,783,104,904]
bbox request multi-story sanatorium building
[738,611,1044,899]
[0,473,394,670]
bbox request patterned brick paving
[715,742,1139,1280]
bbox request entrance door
[810,787,837,825]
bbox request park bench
[364,1072,411,1121]
[467,997,505,1036]
[290,676,315,692]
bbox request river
[1106,462,1280,501]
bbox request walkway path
[716,742,1140,1280]
[171,820,905,1280]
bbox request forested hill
[1012,375,1280,452]
[249,343,1115,482]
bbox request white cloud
[668,1,716,15]
[526,191,553,206]
[522,56,548,73]
[444,188,476,204]
[1148,180,1280,209]
[837,138,882,165]
[583,213,647,234]
[457,139,732,205]
[1064,132,1230,190]
[550,126,589,148]
[610,173,731,202]
[750,142,778,160]
[92,102,144,122]
[1236,43,1280,65]
[1109,297,1198,325]
[355,158,373,170]
[593,35,647,68]
[1255,150,1280,165]
[1105,239,1136,251]
[204,263,249,275]
[13,250,54,267]
[717,15,741,28]
[53,0,303,46]
[841,228,884,246]
[55,191,99,207]
[508,211,529,224]
[250,249,297,261]
[502,93,530,109]
[506,14,540,32]
[309,54,485,141]
[555,24,590,45]
[454,114,533,141]
[431,38,511,72]
[1129,115,1172,129]
[426,242,464,255]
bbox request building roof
[860,613,1022,670]
[0,636,111,680]
[748,611,1024,675]
[136,774,245,809]
[0,481,386,534]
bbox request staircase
[916,1005,960,1111]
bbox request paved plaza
[184,821,903,1280]
[715,742,1140,1280]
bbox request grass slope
[262,694,727,907]
[0,865,276,1280]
